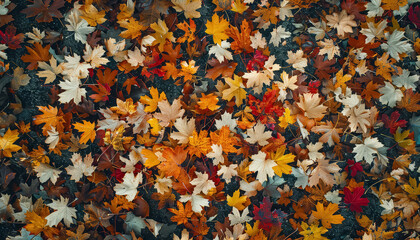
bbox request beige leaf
[296,93,327,119]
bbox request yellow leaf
[80,4,106,27]
[150,19,175,51]
[231,0,248,14]
[404,177,420,196]
[222,75,247,106]
[73,121,96,144]
[198,93,220,111]
[119,17,147,39]
[278,108,296,128]
[334,69,352,91]
[394,127,415,149]
[227,189,248,210]
[147,118,162,136]
[0,129,22,158]
[140,87,167,113]
[271,145,294,177]
[205,14,230,44]
[245,220,260,237]
[142,148,160,168]
[312,202,345,229]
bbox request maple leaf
[297,93,327,119]
[381,0,407,11]
[271,145,294,177]
[286,50,307,72]
[228,207,252,226]
[299,222,328,240]
[309,158,340,186]
[210,126,238,153]
[179,194,209,213]
[226,19,253,54]
[252,197,281,231]
[154,99,185,127]
[34,163,61,184]
[45,196,77,227]
[191,171,216,195]
[83,44,109,68]
[168,201,194,225]
[227,189,248,211]
[249,151,276,183]
[171,0,201,19]
[313,54,337,80]
[119,17,147,39]
[278,108,296,128]
[65,10,95,43]
[21,42,51,70]
[325,10,357,37]
[217,164,238,183]
[205,58,237,80]
[205,14,229,44]
[58,77,87,105]
[73,121,96,144]
[37,57,63,84]
[33,105,65,136]
[150,19,175,52]
[342,103,371,133]
[222,75,247,106]
[382,111,407,134]
[158,146,188,178]
[0,129,21,158]
[65,153,96,181]
[394,127,415,149]
[397,89,420,112]
[344,187,369,212]
[171,117,196,144]
[66,224,90,240]
[11,67,30,90]
[245,122,272,146]
[361,81,380,102]
[25,209,49,235]
[188,130,211,157]
[381,30,413,60]
[312,202,344,228]
[318,39,340,60]
[21,0,64,23]
[114,172,142,201]
[378,82,403,108]
[209,40,233,63]
[353,137,384,164]
[140,87,167,113]
[80,4,106,27]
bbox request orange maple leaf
[158,146,188,178]
[168,201,194,225]
[33,105,65,136]
[21,42,51,70]
[226,19,253,54]
[73,121,96,144]
[361,81,381,102]
[188,130,212,157]
[397,89,420,113]
[210,126,238,153]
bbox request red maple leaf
[0,26,24,50]
[248,89,283,124]
[382,111,407,134]
[21,0,65,23]
[409,5,420,29]
[252,197,282,231]
[344,187,369,212]
[344,160,363,177]
[348,35,381,58]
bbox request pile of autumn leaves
[0,0,420,239]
